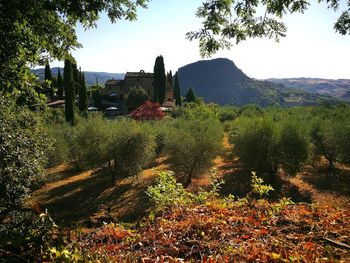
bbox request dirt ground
[28,137,350,226]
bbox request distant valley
[266,78,350,102]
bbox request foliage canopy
[187,0,350,56]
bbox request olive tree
[108,120,156,179]
[164,118,224,187]
[278,120,310,175]
[230,116,280,184]
[65,113,111,170]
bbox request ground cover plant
[17,171,350,262]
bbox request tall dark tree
[91,77,103,108]
[185,87,195,103]
[78,71,88,115]
[167,70,173,87]
[173,71,181,106]
[44,62,54,99]
[64,59,74,124]
[44,62,52,82]
[153,55,166,104]
[57,68,64,99]
[72,63,80,95]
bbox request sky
[51,0,350,79]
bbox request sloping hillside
[32,67,124,87]
[178,58,337,106]
[267,78,350,101]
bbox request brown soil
[29,135,350,226]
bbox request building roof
[105,79,124,86]
[125,70,153,78]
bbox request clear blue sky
[51,0,350,79]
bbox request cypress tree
[173,71,182,106]
[153,55,166,104]
[57,68,64,99]
[64,59,74,125]
[44,62,52,81]
[72,63,80,96]
[185,87,196,103]
[44,62,54,99]
[167,70,173,87]
[78,71,88,115]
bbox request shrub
[45,123,70,167]
[108,119,156,178]
[338,123,350,164]
[171,102,221,121]
[151,120,170,156]
[126,87,149,111]
[239,104,263,117]
[310,119,341,172]
[65,113,111,170]
[0,93,49,220]
[278,120,310,175]
[218,106,239,122]
[230,117,279,183]
[164,118,223,187]
[146,171,191,210]
[130,101,164,121]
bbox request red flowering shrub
[130,100,165,121]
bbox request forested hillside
[178,58,337,106]
[267,78,350,102]
[32,68,124,87]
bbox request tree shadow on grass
[35,167,155,226]
[300,165,350,198]
[44,163,82,183]
[218,158,312,203]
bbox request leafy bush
[164,118,223,187]
[239,104,263,117]
[230,116,279,183]
[146,169,224,212]
[0,94,49,216]
[278,120,310,175]
[310,119,341,171]
[126,87,149,111]
[171,102,221,121]
[108,119,156,178]
[151,120,170,156]
[310,116,350,171]
[65,113,111,170]
[230,115,311,182]
[130,101,164,120]
[250,172,274,197]
[146,171,191,210]
[218,106,239,122]
[45,123,70,167]
[338,123,350,164]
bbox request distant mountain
[32,67,124,87]
[177,58,337,106]
[266,78,350,102]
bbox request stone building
[103,70,175,107]
[103,70,154,100]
